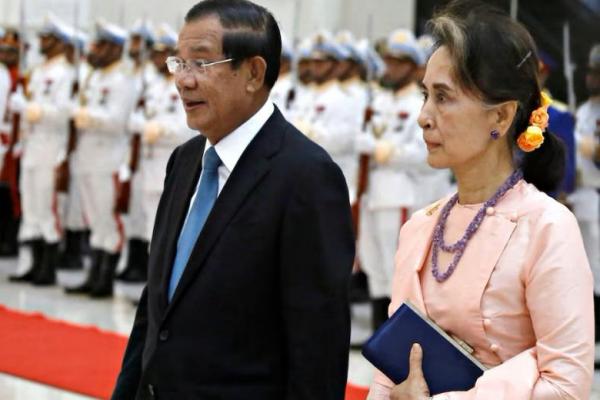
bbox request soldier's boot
[90,251,121,298]
[59,230,84,270]
[64,249,104,294]
[9,239,44,282]
[33,242,58,286]
[117,239,148,283]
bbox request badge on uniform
[168,94,178,113]
[43,79,53,96]
[100,88,110,106]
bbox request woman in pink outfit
[367,1,595,399]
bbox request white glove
[73,107,92,130]
[579,136,596,160]
[143,121,164,145]
[9,89,27,113]
[128,110,146,133]
[356,133,377,155]
[118,164,132,182]
[374,140,395,164]
[24,103,43,123]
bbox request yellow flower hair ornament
[517,92,552,152]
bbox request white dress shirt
[184,100,275,221]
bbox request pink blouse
[368,180,594,399]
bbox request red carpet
[346,383,370,400]
[0,304,369,399]
[0,304,127,399]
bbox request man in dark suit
[111,1,355,399]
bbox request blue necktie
[168,147,221,301]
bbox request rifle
[352,14,374,235]
[56,3,82,193]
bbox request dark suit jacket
[112,108,355,400]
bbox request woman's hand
[390,343,430,400]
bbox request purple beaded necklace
[431,169,523,282]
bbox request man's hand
[74,107,92,130]
[24,103,43,123]
[374,140,394,164]
[579,137,596,160]
[143,121,164,145]
[390,343,430,400]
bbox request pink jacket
[369,180,594,399]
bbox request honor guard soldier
[269,33,293,117]
[0,27,10,185]
[571,43,600,337]
[355,29,449,330]
[336,30,368,110]
[293,32,362,204]
[8,15,73,285]
[58,28,91,271]
[65,21,137,298]
[287,37,316,122]
[115,20,157,283]
[0,28,23,258]
[133,24,195,258]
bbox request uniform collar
[100,60,122,75]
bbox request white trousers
[77,171,123,252]
[18,166,61,243]
[143,190,162,242]
[358,205,409,298]
[63,172,87,231]
[571,187,600,294]
[579,220,600,294]
[124,171,147,240]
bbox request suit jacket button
[159,330,169,341]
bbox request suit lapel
[162,109,286,318]
[158,136,207,311]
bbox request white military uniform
[18,54,73,244]
[0,63,10,171]
[571,98,600,293]
[296,80,362,203]
[288,82,315,122]
[358,83,432,298]
[269,71,293,118]
[73,61,136,252]
[63,61,93,232]
[124,62,158,240]
[140,74,195,240]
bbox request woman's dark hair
[185,0,281,88]
[427,0,565,193]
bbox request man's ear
[494,100,519,137]
[245,56,267,93]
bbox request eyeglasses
[165,56,234,76]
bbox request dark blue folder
[362,302,486,395]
